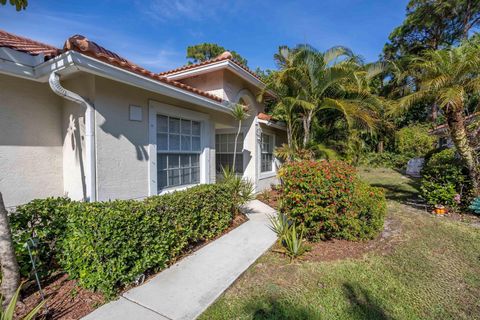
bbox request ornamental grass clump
[279,159,386,241]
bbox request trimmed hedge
[279,160,386,241]
[11,183,236,296]
[10,197,72,277]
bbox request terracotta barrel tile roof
[63,35,223,102]
[0,30,224,103]
[0,29,60,58]
[257,112,273,121]
[158,51,262,81]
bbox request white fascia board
[2,51,233,115]
[165,60,230,80]
[166,60,266,90]
[0,57,35,79]
[257,119,287,131]
[65,52,233,115]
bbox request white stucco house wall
[0,30,286,208]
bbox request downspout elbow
[49,72,97,202]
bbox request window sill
[157,183,199,195]
[259,171,277,180]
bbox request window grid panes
[215,133,244,173]
[157,115,201,190]
[261,133,273,172]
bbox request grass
[200,167,480,320]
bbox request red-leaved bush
[279,160,386,241]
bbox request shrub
[395,125,436,159]
[11,184,236,296]
[359,152,410,169]
[349,181,387,240]
[59,183,234,296]
[279,160,386,241]
[10,197,71,276]
[420,148,471,208]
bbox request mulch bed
[15,274,104,320]
[15,213,248,320]
[257,189,403,262]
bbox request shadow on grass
[370,178,421,203]
[342,282,393,320]
[244,297,318,320]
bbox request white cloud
[137,0,245,22]
[123,47,186,71]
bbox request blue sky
[0,0,408,72]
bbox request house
[429,113,479,148]
[0,30,286,208]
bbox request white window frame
[259,131,276,178]
[148,100,211,195]
[215,129,246,174]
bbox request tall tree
[0,0,27,10]
[272,45,380,148]
[383,0,480,60]
[0,192,20,308]
[400,43,480,193]
[186,43,248,66]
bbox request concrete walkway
[83,200,277,320]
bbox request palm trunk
[286,123,293,149]
[302,111,313,148]
[377,140,384,153]
[232,120,241,173]
[445,107,480,195]
[0,192,20,308]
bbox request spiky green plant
[1,285,45,320]
[283,224,307,261]
[268,213,290,244]
[220,166,254,214]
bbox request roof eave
[2,51,233,115]
[166,60,266,90]
[257,118,287,131]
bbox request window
[157,115,201,190]
[215,133,243,173]
[261,133,273,172]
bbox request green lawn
[200,168,480,320]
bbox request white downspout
[49,72,97,202]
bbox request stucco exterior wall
[179,70,225,100]
[94,77,233,201]
[0,74,64,208]
[61,73,95,201]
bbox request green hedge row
[279,160,386,241]
[10,183,236,296]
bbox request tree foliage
[186,43,248,66]
[0,0,27,11]
[383,0,480,60]
[399,42,480,193]
[264,44,385,154]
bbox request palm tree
[400,44,480,194]
[231,103,249,173]
[272,45,381,148]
